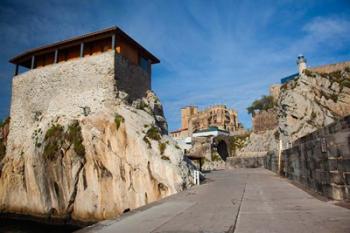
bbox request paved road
[77,169,350,233]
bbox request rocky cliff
[278,67,350,146]
[238,66,350,157]
[0,91,193,223]
[0,51,194,223]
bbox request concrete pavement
[77,169,350,233]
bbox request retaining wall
[280,115,350,201]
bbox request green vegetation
[326,70,350,91]
[211,152,222,161]
[158,142,166,155]
[43,121,85,161]
[247,95,275,115]
[43,124,65,161]
[303,69,316,77]
[229,133,250,153]
[114,113,125,130]
[145,126,161,141]
[137,100,148,111]
[66,121,85,159]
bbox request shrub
[114,114,125,130]
[158,142,166,155]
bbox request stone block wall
[281,115,350,201]
[264,150,279,174]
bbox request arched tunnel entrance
[217,140,229,161]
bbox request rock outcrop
[237,129,278,157]
[278,68,350,145]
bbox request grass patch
[114,113,125,130]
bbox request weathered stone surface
[252,109,278,133]
[237,129,278,157]
[0,51,194,223]
[278,68,350,147]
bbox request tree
[247,95,275,115]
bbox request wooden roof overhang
[9,26,160,67]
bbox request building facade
[10,26,160,101]
[171,105,239,139]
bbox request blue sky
[0,0,349,130]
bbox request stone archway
[217,140,229,161]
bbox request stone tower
[297,54,307,75]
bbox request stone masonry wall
[281,115,350,201]
[116,54,151,101]
[8,51,117,153]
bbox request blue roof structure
[281,73,298,84]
